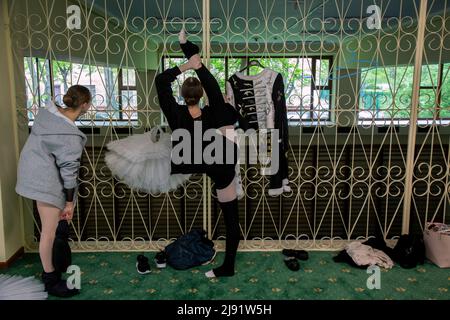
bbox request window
[24,57,52,120]
[24,57,137,123]
[161,56,333,125]
[419,64,450,119]
[161,57,198,126]
[119,68,138,121]
[442,64,450,119]
[52,60,121,121]
[245,57,332,121]
[359,63,450,120]
[162,57,197,105]
[359,65,413,120]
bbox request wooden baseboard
[0,247,25,269]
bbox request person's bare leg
[37,201,79,297]
[217,177,237,203]
[219,124,244,198]
[218,125,235,143]
[37,201,61,273]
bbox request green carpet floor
[3,252,449,300]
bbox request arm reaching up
[155,60,195,129]
[179,30,225,107]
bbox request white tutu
[0,274,48,300]
[105,128,191,194]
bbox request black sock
[180,40,200,59]
[213,199,240,277]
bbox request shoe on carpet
[154,251,167,269]
[283,256,300,271]
[282,249,309,261]
[136,255,151,274]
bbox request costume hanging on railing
[105,127,191,194]
[227,69,290,196]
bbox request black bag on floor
[165,229,215,270]
[52,220,72,273]
[392,234,425,269]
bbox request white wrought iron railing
[6,0,450,251]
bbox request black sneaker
[136,255,151,275]
[154,251,167,269]
[283,256,300,271]
[282,249,309,261]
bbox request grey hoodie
[16,106,87,210]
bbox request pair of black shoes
[282,249,309,271]
[136,251,168,274]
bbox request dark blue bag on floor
[165,229,215,270]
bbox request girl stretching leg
[155,31,240,278]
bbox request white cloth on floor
[345,242,394,269]
[105,128,191,194]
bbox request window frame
[418,63,444,120]
[24,57,52,119]
[359,63,449,121]
[25,57,138,125]
[161,54,334,124]
[118,68,138,121]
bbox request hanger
[239,59,265,73]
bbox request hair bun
[63,94,74,108]
[63,85,92,109]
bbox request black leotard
[155,41,239,189]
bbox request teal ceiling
[79,0,448,44]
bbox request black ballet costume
[155,40,240,277]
